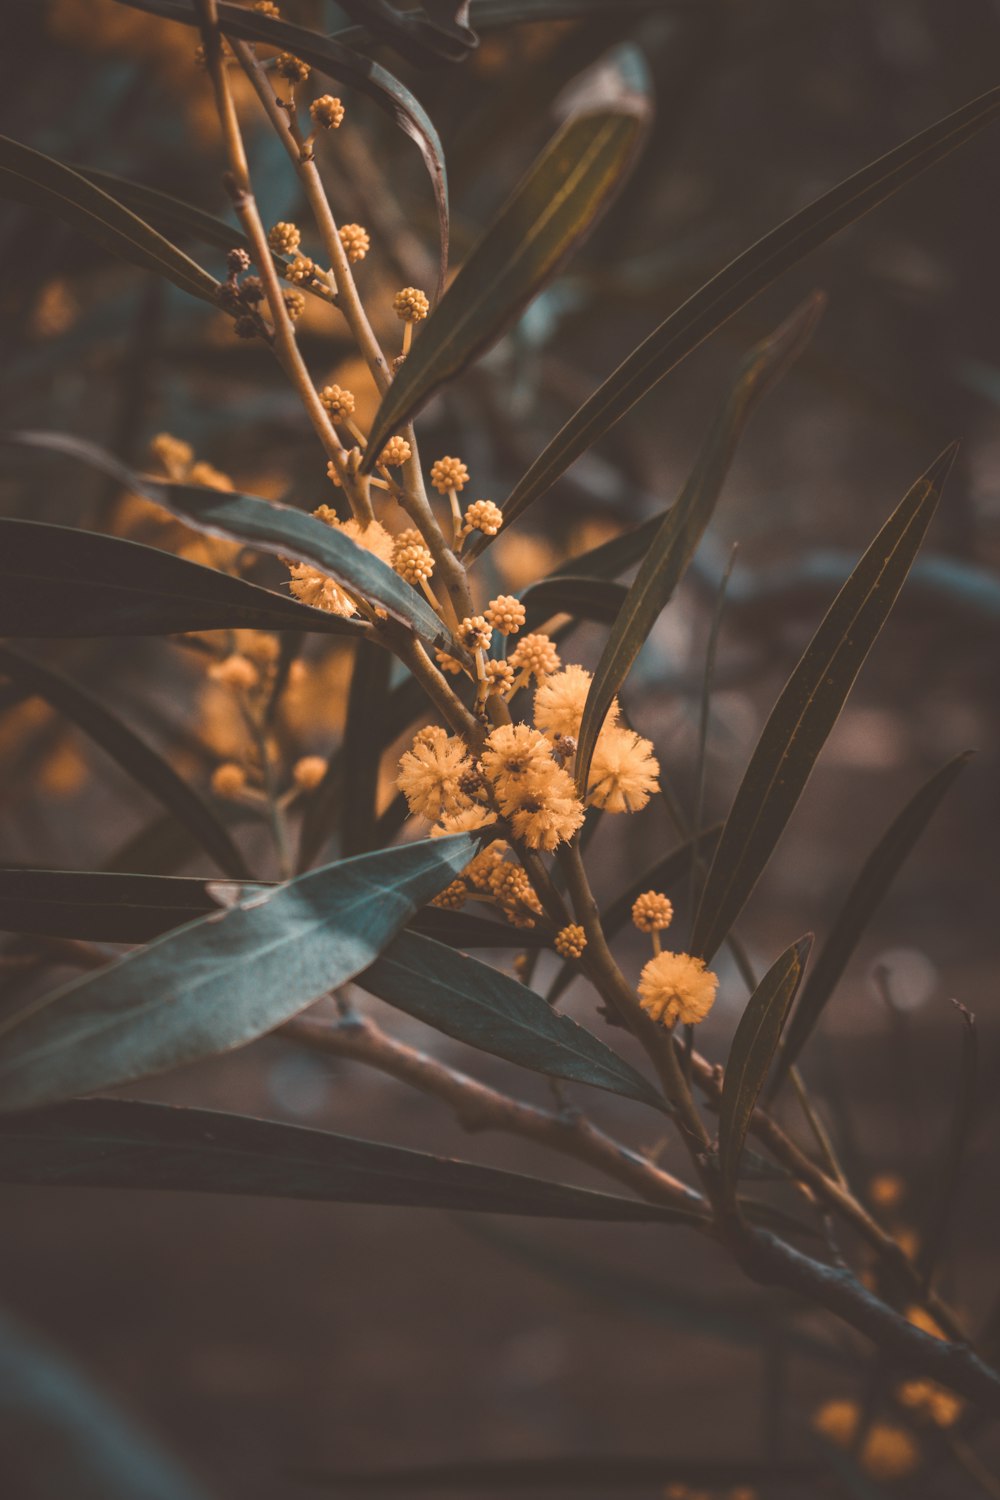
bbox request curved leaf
[771,752,973,1093]
[3,433,446,648]
[0,835,479,1114]
[575,295,823,796]
[0,136,219,304]
[115,0,451,293]
[364,44,651,466]
[409,907,547,948]
[718,936,811,1201]
[359,928,670,1112]
[0,519,367,639]
[497,83,1000,538]
[0,1099,695,1222]
[692,446,956,963]
[521,576,627,631]
[0,645,249,881]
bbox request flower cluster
[287,511,393,617]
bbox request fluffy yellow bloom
[397,731,472,821]
[631,890,674,933]
[509,632,560,680]
[532,664,618,741]
[812,1400,919,1481]
[638,951,717,1026]
[431,806,493,836]
[586,726,659,813]
[503,764,585,851]
[554,924,587,959]
[481,723,554,793]
[287,516,393,617]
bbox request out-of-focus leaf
[0,519,367,640]
[719,937,811,1202]
[521,576,627,631]
[552,513,661,583]
[334,0,667,48]
[772,753,973,1094]
[359,929,671,1112]
[0,836,478,1114]
[574,295,822,795]
[340,640,392,858]
[0,136,219,304]
[114,0,451,292]
[409,907,548,948]
[293,1455,819,1492]
[3,433,446,649]
[498,84,1000,536]
[692,447,955,963]
[0,645,249,881]
[363,44,652,466]
[919,1000,978,1284]
[0,1098,698,1222]
[0,1308,212,1500]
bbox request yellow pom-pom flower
[586,726,659,813]
[397,731,473,821]
[638,951,718,1026]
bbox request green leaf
[114,0,451,293]
[575,295,823,796]
[0,868,267,945]
[363,44,651,466]
[0,835,478,1114]
[497,83,1000,537]
[0,645,249,881]
[0,518,368,640]
[691,445,955,962]
[0,1098,699,1224]
[771,752,973,1094]
[521,576,627,632]
[410,907,548,948]
[718,936,811,1202]
[340,639,393,858]
[292,1455,819,1492]
[359,929,671,1113]
[3,433,447,649]
[551,512,662,583]
[0,136,219,304]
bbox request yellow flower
[379,435,412,468]
[431,806,493,836]
[481,723,555,794]
[638,951,717,1026]
[456,615,492,653]
[509,632,560,680]
[430,455,469,493]
[211,762,247,799]
[397,731,472,821]
[311,94,345,129]
[292,755,327,791]
[485,595,525,636]
[554,924,587,960]
[393,286,430,323]
[287,516,393,617]
[533,664,616,741]
[431,878,467,910]
[503,765,585,851]
[631,890,674,933]
[586,725,659,813]
[463,498,502,536]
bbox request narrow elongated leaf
[0,519,367,639]
[718,937,811,1200]
[553,512,662,583]
[498,83,1000,538]
[521,576,627,631]
[409,907,547,948]
[0,836,478,1114]
[0,645,249,881]
[0,136,218,304]
[340,639,392,857]
[575,296,823,795]
[3,433,446,648]
[918,1000,978,1284]
[0,1098,696,1222]
[114,0,451,292]
[771,753,973,1093]
[363,46,651,465]
[294,1455,818,1492]
[359,929,670,1112]
[692,448,955,962]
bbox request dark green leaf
[520,576,627,632]
[498,83,1000,536]
[0,135,219,304]
[293,1454,819,1492]
[574,296,822,796]
[0,1098,698,1224]
[772,752,973,1093]
[551,512,661,583]
[0,519,368,639]
[0,868,269,945]
[0,836,478,1113]
[363,44,651,466]
[691,446,955,962]
[0,645,249,881]
[114,0,451,293]
[340,639,392,857]
[718,937,811,1201]
[3,433,446,648]
[359,929,671,1112]
[409,907,548,948]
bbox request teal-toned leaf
[340,639,393,858]
[0,645,249,881]
[363,44,651,466]
[497,84,1000,538]
[691,446,955,962]
[293,1455,819,1492]
[0,518,368,639]
[772,753,973,1094]
[3,433,446,649]
[114,0,451,292]
[521,576,627,632]
[0,1098,698,1222]
[0,836,478,1114]
[359,929,670,1112]
[575,296,822,795]
[0,135,219,304]
[718,937,811,1201]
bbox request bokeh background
[2,1,1000,1496]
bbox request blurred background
[2,1,1000,1495]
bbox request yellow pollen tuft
[638,951,717,1027]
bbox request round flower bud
[631,890,674,933]
[457,615,492,653]
[869,1173,904,1210]
[293,755,328,791]
[240,275,264,304]
[393,286,430,323]
[233,315,258,340]
[485,594,524,635]
[393,532,435,586]
[211,762,247,799]
[509,632,560,680]
[431,878,468,911]
[484,660,514,697]
[638,951,718,1027]
[435,649,463,675]
[339,223,369,262]
[150,432,193,477]
[310,94,345,129]
[227,246,251,275]
[429,456,469,494]
[464,498,502,536]
[283,288,306,320]
[252,1,281,14]
[285,254,316,285]
[208,653,259,690]
[275,52,310,82]
[189,461,233,492]
[319,384,356,419]
[379,435,412,468]
[554,924,587,960]
[267,221,301,256]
